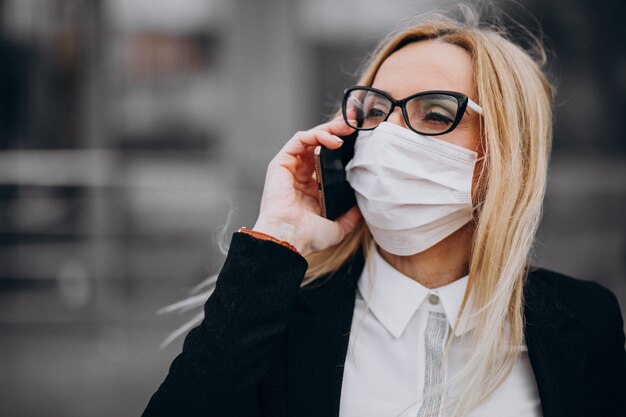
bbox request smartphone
[314,131,358,221]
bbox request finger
[296,180,320,201]
[293,182,318,201]
[295,152,316,182]
[346,106,358,121]
[298,177,321,201]
[311,115,343,130]
[290,118,355,181]
[292,164,317,191]
[280,129,344,158]
[294,161,315,184]
[314,117,355,137]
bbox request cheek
[441,122,481,153]
[454,113,481,150]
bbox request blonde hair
[159,5,553,416]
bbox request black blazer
[142,233,626,417]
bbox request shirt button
[428,293,440,305]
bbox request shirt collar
[356,244,475,338]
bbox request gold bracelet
[238,227,301,256]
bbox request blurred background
[0,0,624,416]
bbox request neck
[377,222,474,289]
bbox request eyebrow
[375,87,484,115]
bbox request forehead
[372,40,475,99]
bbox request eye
[406,95,459,133]
[366,106,387,119]
[363,97,389,120]
[424,107,454,125]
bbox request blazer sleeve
[141,232,308,417]
[607,289,626,416]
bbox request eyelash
[424,111,453,125]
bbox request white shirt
[338,244,543,417]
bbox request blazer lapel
[286,258,586,417]
[524,270,585,417]
[286,248,364,417]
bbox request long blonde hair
[160,5,553,416]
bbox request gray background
[0,0,624,416]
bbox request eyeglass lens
[344,89,460,135]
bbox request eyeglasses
[341,86,483,136]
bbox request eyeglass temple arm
[467,98,483,115]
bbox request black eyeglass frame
[341,85,483,136]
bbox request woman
[142,7,625,417]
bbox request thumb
[334,205,362,241]
[312,205,362,253]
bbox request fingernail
[334,136,344,143]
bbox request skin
[369,40,482,288]
[254,39,482,289]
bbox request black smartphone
[313,130,358,221]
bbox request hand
[253,117,362,256]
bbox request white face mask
[345,122,480,256]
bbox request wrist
[251,219,306,255]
